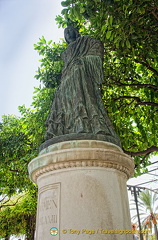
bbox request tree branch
[114,96,141,101]
[0,194,8,202]
[107,81,158,91]
[124,146,158,156]
[134,59,158,76]
[135,101,158,107]
[9,169,25,173]
[151,11,158,20]
[139,152,151,165]
[0,196,11,205]
[0,195,24,209]
[114,96,158,107]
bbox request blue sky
[0,0,64,117]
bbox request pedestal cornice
[28,140,134,183]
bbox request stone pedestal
[28,140,134,240]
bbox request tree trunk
[4,236,10,240]
[4,224,10,240]
[154,224,158,240]
[25,214,36,240]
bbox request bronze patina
[40,27,121,151]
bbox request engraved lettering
[53,199,57,208]
[40,215,57,224]
[41,195,58,210]
[36,183,60,240]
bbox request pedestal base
[28,140,134,240]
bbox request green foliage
[0,87,54,196]
[0,115,34,196]
[34,37,67,88]
[0,190,37,240]
[139,190,158,213]
[131,190,158,239]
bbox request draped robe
[41,36,121,150]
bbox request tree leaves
[0,87,54,196]
[0,190,37,239]
[34,38,66,88]
[106,31,112,39]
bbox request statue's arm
[86,38,104,59]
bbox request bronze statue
[40,26,121,151]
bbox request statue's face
[65,28,76,43]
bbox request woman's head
[64,26,80,44]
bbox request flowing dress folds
[45,36,121,147]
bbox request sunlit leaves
[0,86,54,197]
[0,190,37,239]
[34,37,66,88]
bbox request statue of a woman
[41,26,121,150]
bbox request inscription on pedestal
[36,183,60,240]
